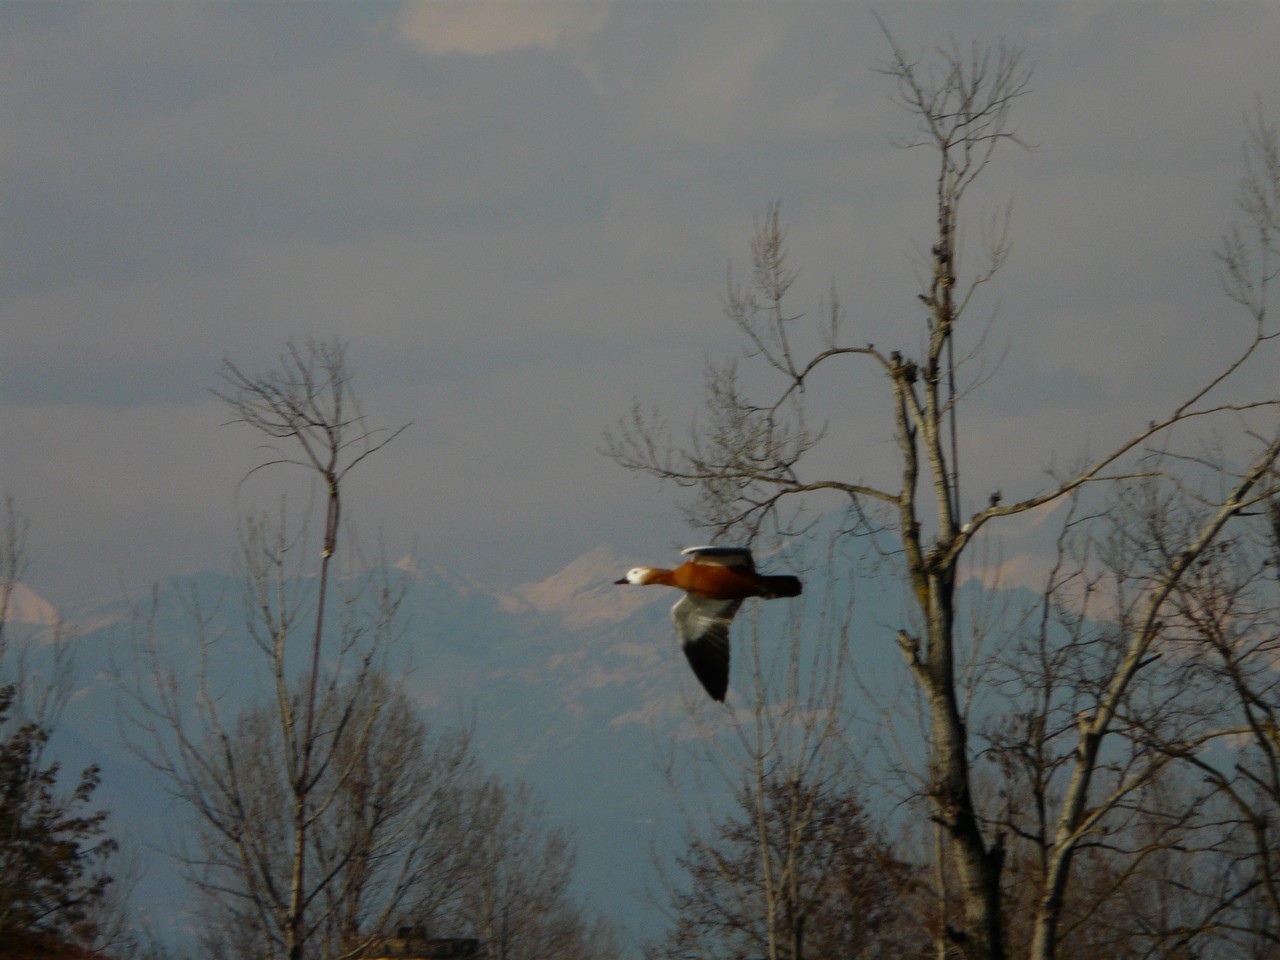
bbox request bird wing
[671,593,743,702]
[679,545,755,570]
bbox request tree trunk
[923,572,1004,960]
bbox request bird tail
[760,575,802,599]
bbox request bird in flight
[614,545,802,702]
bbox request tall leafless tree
[129,340,619,960]
[128,339,421,960]
[1005,104,1280,960]
[605,32,1280,960]
[180,673,480,960]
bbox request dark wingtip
[686,657,729,702]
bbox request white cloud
[397,1,608,55]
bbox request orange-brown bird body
[643,560,800,601]
[615,546,802,702]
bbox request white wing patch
[671,593,744,702]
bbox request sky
[3,1,1280,609]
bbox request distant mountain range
[6,542,963,954]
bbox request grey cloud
[4,0,1280,608]
[0,4,608,298]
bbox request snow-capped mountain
[5,544,915,952]
[3,581,59,626]
[1,548,732,949]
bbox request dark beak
[614,577,628,585]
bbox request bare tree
[176,672,480,960]
[606,32,1280,960]
[127,339,422,960]
[0,497,71,730]
[1102,483,1280,953]
[129,340,618,960]
[1173,101,1280,959]
[984,495,1245,958]
[0,683,118,955]
[449,777,619,960]
[653,767,925,960]
[639,543,926,960]
[0,498,138,958]
[0,496,29,664]
[1009,105,1280,960]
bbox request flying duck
[614,545,802,702]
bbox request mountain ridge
[4,542,918,953]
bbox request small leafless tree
[179,673,481,960]
[652,766,926,960]
[451,777,619,960]
[642,543,926,960]
[605,31,1280,960]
